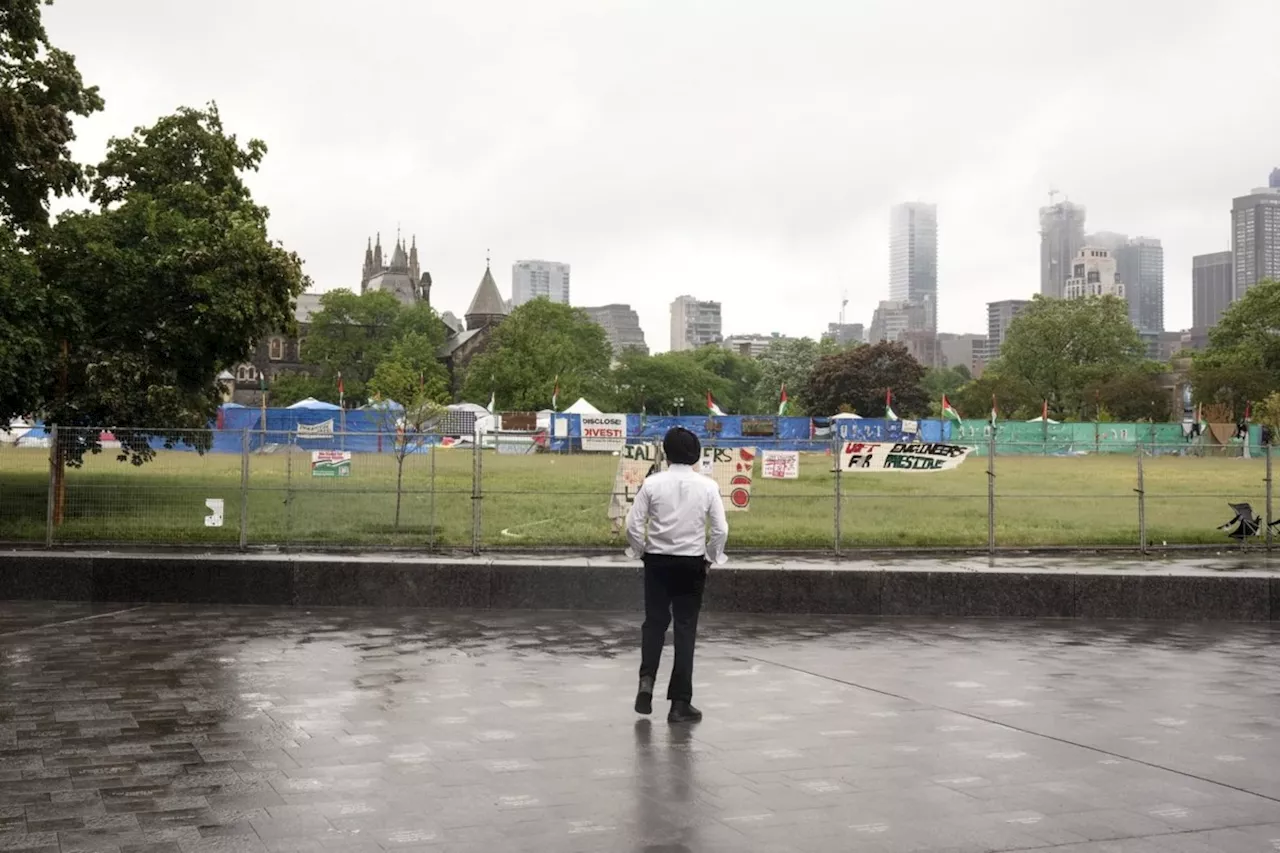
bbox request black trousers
[639,554,707,702]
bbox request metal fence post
[429,437,437,551]
[238,429,250,550]
[285,432,293,548]
[1136,443,1146,555]
[44,424,58,548]
[1267,442,1273,552]
[987,433,996,556]
[471,433,483,555]
[833,435,842,557]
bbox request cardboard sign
[581,414,626,452]
[311,450,352,477]
[608,443,662,524]
[839,441,972,472]
[762,450,800,479]
[702,446,756,511]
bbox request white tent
[564,397,602,415]
[287,397,341,410]
[450,402,490,415]
[830,412,863,420]
[1026,416,1061,424]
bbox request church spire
[362,237,375,291]
[373,232,383,270]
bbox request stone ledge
[0,552,1276,620]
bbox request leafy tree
[952,372,1037,422]
[1190,280,1280,417]
[609,350,729,415]
[750,337,831,415]
[367,333,451,407]
[301,289,406,401]
[802,341,928,417]
[922,366,971,413]
[991,295,1145,420]
[266,374,336,408]
[1085,365,1172,422]
[0,228,48,422]
[461,300,612,410]
[0,0,104,234]
[687,346,763,413]
[33,106,306,520]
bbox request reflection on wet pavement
[1,605,1279,852]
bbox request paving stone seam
[0,604,149,638]
[1001,819,1280,852]
[736,651,1280,807]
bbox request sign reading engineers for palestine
[840,441,973,472]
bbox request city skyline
[42,0,1280,351]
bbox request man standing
[626,427,728,723]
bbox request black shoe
[635,677,654,715]
[668,701,702,723]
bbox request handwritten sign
[581,414,626,452]
[702,446,756,511]
[296,420,335,440]
[608,443,661,526]
[839,441,972,472]
[762,450,799,479]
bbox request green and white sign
[311,450,352,477]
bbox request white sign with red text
[581,414,627,452]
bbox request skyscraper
[985,299,1030,362]
[1064,247,1125,300]
[1039,200,1086,299]
[1192,251,1233,330]
[582,304,649,357]
[669,296,722,351]
[889,202,938,310]
[511,260,571,306]
[1231,181,1280,300]
[1088,232,1164,333]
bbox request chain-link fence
[0,426,1272,553]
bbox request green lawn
[0,444,1270,550]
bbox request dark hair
[663,427,701,466]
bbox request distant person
[626,426,728,723]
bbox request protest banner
[761,449,800,479]
[839,441,972,472]
[581,414,626,452]
[702,446,756,511]
[296,420,335,440]
[607,443,662,528]
[311,450,352,477]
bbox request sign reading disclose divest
[581,414,626,451]
[840,441,972,472]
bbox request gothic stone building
[227,235,507,406]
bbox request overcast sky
[46,0,1280,352]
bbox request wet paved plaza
[2,603,1280,852]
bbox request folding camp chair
[1218,502,1280,539]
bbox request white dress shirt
[625,463,729,565]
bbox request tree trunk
[52,438,66,526]
[394,455,405,530]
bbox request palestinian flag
[777,383,789,416]
[1198,402,1208,434]
[487,391,496,414]
[1245,401,1252,422]
[885,389,898,421]
[337,372,344,406]
[941,394,962,424]
[990,394,998,426]
[551,375,560,411]
[1042,399,1049,421]
[707,391,725,416]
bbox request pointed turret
[373,232,383,271]
[388,237,409,272]
[465,260,510,331]
[361,237,375,291]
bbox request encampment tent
[287,397,341,410]
[564,397,602,415]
